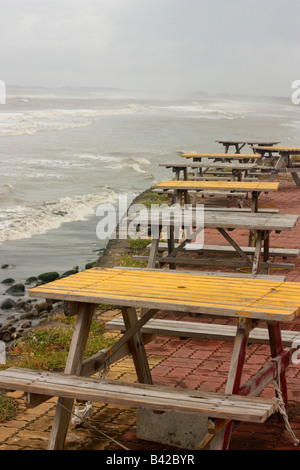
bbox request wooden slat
[252,146,300,154]
[182,153,262,160]
[125,209,298,231]
[0,367,279,423]
[105,317,300,347]
[155,180,280,192]
[159,162,258,169]
[150,242,299,258]
[29,268,300,321]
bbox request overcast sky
[1,0,299,97]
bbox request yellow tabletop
[29,267,300,322]
[155,180,280,192]
[252,146,300,153]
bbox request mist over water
[0,86,299,306]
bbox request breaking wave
[0,189,119,242]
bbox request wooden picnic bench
[251,146,300,186]
[159,162,258,181]
[216,140,280,154]
[154,180,280,212]
[0,267,298,450]
[126,207,298,274]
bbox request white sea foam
[0,106,143,136]
[104,157,151,174]
[0,189,119,242]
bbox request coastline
[0,188,156,347]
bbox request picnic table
[154,180,280,212]
[159,161,258,181]
[0,267,299,450]
[127,208,298,274]
[251,146,300,186]
[216,140,280,154]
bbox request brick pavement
[0,178,300,451]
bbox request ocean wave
[0,189,119,242]
[0,106,143,136]
[104,157,151,174]
[152,103,243,120]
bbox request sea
[0,86,299,312]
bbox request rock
[0,298,16,309]
[20,312,33,320]
[1,278,15,284]
[35,301,53,313]
[85,262,96,269]
[60,267,79,278]
[14,300,27,310]
[20,321,31,329]
[2,331,12,343]
[5,283,25,296]
[6,314,16,321]
[25,276,38,285]
[37,272,60,284]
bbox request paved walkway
[1,178,300,451]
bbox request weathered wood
[112,266,286,281]
[133,255,295,270]
[48,302,95,450]
[169,243,298,258]
[126,208,298,231]
[238,349,292,397]
[121,307,152,384]
[0,367,279,423]
[105,317,299,348]
[267,322,288,408]
[210,318,253,450]
[29,267,300,322]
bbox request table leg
[252,230,263,274]
[121,307,153,384]
[267,322,288,409]
[167,224,176,269]
[287,154,300,186]
[262,230,270,274]
[210,318,253,450]
[147,225,162,269]
[48,302,95,450]
[269,155,287,182]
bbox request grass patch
[2,313,115,372]
[0,395,20,422]
[138,191,169,209]
[128,238,151,250]
[114,254,147,268]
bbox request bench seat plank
[105,317,299,347]
[0,367,278,423]
[148,242,299,258]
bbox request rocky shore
[0,189,158,348]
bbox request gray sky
[1,0,299,96]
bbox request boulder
[2,331,12,343]
[35,301,53,313]
[5,283,25,296]
[61,267,79,278]
[37,272,60,284]
[85,262,96,269]
[1,278,15,284]
[25,276,38,285]
[0,298,16,309]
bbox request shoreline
[0,188,154,347]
